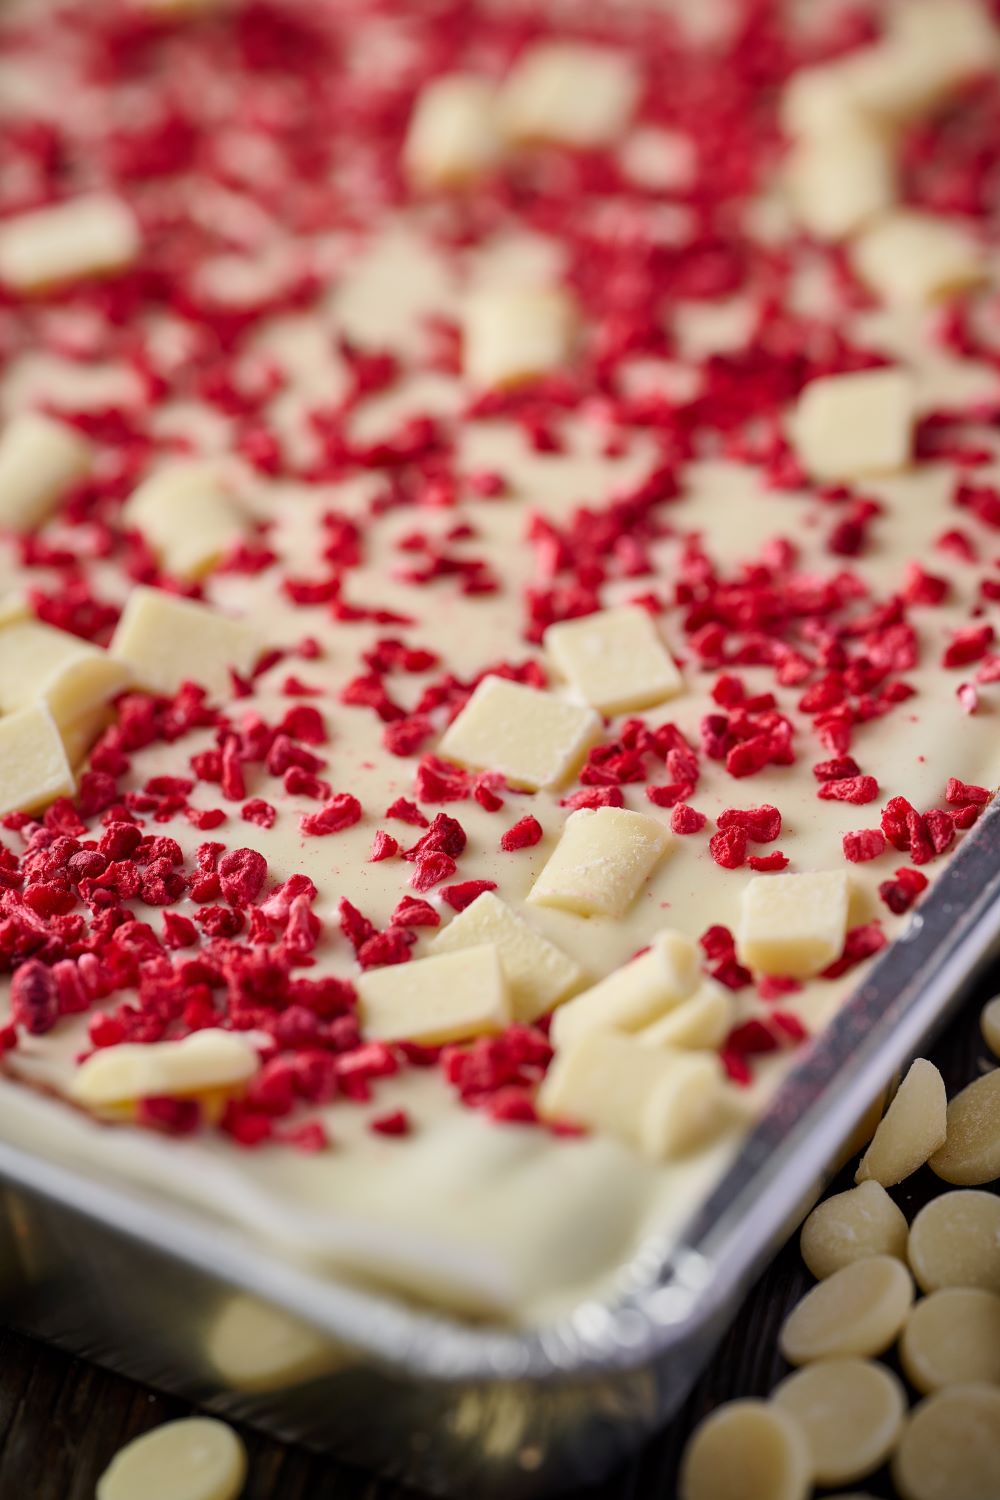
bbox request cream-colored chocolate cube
[463,285,576,390]
[0,702,75,816]
[887,0,1000,114]
[123,462,246,581]
[737,870,850,979]
[780,58,880,138]
[70,1029,260,1113]
[499,41,638,148]
[110,586,260,699]
[528,806,671,919]
[792,368,914,482]
[850,210,986,307]
[439,675,600,791]
[785,125,897,241]
[0,412,93,533]
[537,1030,723,1159]
[429,891,585,1022]
[0,593,28,628]
[550,930,699,1048]
[544,605,683,716]
[0,619,131,765]
[357,944,510,1045]
[0,194,140,292]
[404,73,503,189]
[638,979,734,1052]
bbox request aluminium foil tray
[2,802,1000,1497]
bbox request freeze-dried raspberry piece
[843,829,887,863]
[413,755,470,802]
[945,777,990,805]
[881,795,917,851]
[942,623,994,668]
[560,786,625,810]
[390,896,440,928]
[218,847,267,906]
[440,879,498,911]
[878,866,929,914]
[671,804,706,834]
[717,804,781,842]
[356,928,414,968]
[384,797,429,827]
[747,851,788,871]
[410,852,457,891]
[370,1109,410,1136]
[10,960,58,1035]
[817,774,879,805]
[499,816,543,851]
[404,812,467,860]
[820,921,887,979]
[709,826,747,869]
[300,793,362,836]
[924,808,955,856]
[369,830,399,862]
[812,756,861,782]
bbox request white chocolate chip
[855,1058,947,1187]
[109,585,261,699]
[0,619,132,765]
[549,930,700,1048]
[462,284,576,390]
[771,1358,906,1487]
[900,1288,1000,1394]
[800,1179,909,1280]
[929,1069,1000,1185]
[70,1030,261,1112]
[0,701,75,817]
[778,1255,914,1365]
[528,806,671,919]
[792,368,914,483]
[96,1417,246,1500]
[206,1294,342,1392]
[0,412,93,532]
[543,605,684,716]
[637,980,734,1052]
[736,870,850,980]
[888,0,1000,115]
[357,944,510,1045]
[537,1030,723,1160]
[785,124,897,241]
[404,73,503,189]
[439,675,600,791]
[907,1189,1000,1293]
[0,194,140,293]
[498,42,638,149]
[980,995,1000,1058]
[892,1384,1000,1500]
[123,462,246,581]
[679,1400,811,1500]
[851,210,986,307]
[429,891,585,1023]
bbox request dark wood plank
[0,979,994,1500]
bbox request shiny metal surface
[3,803,1000,1496]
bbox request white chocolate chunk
[737,870,849,979]
[792,369,914,483]
[637,980,734,1052]
[771,1358,906,1487]
[0,412,93,532]
[544,606,684,716]
[70,1030,260,1111]
[892,1385,1000,1500]
[980,995,1000,1058]
[779,1255,915,1365]
[404,73,503,189]
[889,0,1000,114]
[0,593,28,628]
[900,1288,1000,1394]
[357,944,510,1045]
[0,702,74,816]
[800,1179,909,1280]
[0,194,140,292]
[462,284,576,390]
[429,891,585,1023]
[123,462,246,581]
[856,1058,947,1186]
[0,619,132,765]
[439,675,600,791]
[679,1400,811,1500]
[549,930,700,1048]
[528,806,671,919]
[110,585,261,699]
[907,1189,1000,1294]
[781,57,889,138]
[537,1030,723,1160]
[96,1417,246,1500]
[206,1294,343,1391]
[929,1069,1000,1185]
[785,124,896,241]
[851,211,986,307]
[499,42,638,149]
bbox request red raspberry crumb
[843,829,887,863]
[440,879,498,912]
[242,798,277,828]
[747,851,789,872]
[717,805,782,842]
[370,1109,411,1136]
[821,921,887,978]
[384,797,429,827]
[390,896,440,928]
[10,961,59,1035]
[709,826,747,869]
[369,829,400,862]
[817,775,879,805]
[300,793,362,836]
[218,847,268,906]
[945,777,990,805]
[500,816,543,851]
[671,804,707,834]
[942,623,994,668]
[812,757,862,782]
[561,786,625,810]
[136,1096,201,1135]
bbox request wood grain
[0,979,994,1500]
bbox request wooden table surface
[1,978,994,1500]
